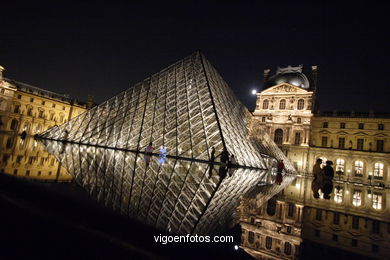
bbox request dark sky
[1,1,389,112]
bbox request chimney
[263,69,270,87]
[0,65,4,81]
[86,95,94,109]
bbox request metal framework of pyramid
[40,51,296,235]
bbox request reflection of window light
[297,161,302,166]
[372,193,382,210]
[334,187,343,203]
[352,190,362,207]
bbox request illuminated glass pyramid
[40,51,296,235]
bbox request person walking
[144,142,155,167]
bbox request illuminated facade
[0,66,89,181]
[245,65,390,259]
[39,52,296,234]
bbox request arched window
[334,187,343,203]
[297,99,305,110]
[279,99,286,110]
[354,161,364,176]
[318,157,327,167]
[10,119,19,131]
[266,236,272,249]
[284,242,292,255]
[262,99,269,109]
[374,163,384,178]
[266,197,277,216]
[274,129,283,144]
[248,231,255,244]
[336,159,345,174]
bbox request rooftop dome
[265,65,310,89]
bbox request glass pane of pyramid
[40,51,296,235]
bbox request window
[340,122,345,129]
[336,159,345,173]
[357,139,364,150]
[52,103,56,108]
[373,221,380,234]
[297,99,304,110]
[40,158,44,166]
[16,156,23,164]
[62,106,65,110]
[6,137,14,149]
[17,94,21,99]
[315,209,322,221]
[13,105,20,113]
[265,236,272,249]
[287,226,292,234]
[26,107,32,116]
[287,203,295,217]
[352,216,359,229]
[2,154,9,162]
[50,113,54,120]
[30,97,34,102]
[0,88,4,94]
[358,123,364,129]
[274,129,283,144]
[13,169,18,175]
[332,234,338,242]
[38,110,44,118]
[333,212,340,225]
[261,116,266,122]
[376,140,384,152]
[351,239,357,247]
[372,193,382,210]
[28,156,35,165]
[10,119,18,131]
[352,190,362,206]
[284,242,292,255]
[321,136,328,147]
[338,138,345,149]
[38,171,42,176]
[248,231,254,244]
[334,187,343,203]
[354,161,364,176]
[266,197,277,216]
[26,170,30,176]
[41,100,45,105]
[48,171,52,176]
[60,114,65,122]
[373,163,384,178]
[294,132,301,145]
[378,124,384,130]
[262,100,269,109]
[279,99,286,110]
[323,122,328,128]
[297,117,301,124]
[50,158,55,166]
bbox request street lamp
[251,89,257,95]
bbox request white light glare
[251,89,257,95]
[234,245,239,250]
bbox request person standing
[275,160,285,185]
[144,142,155,167]
[311,159,324,199]
[323,161,334,200]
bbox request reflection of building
[240,176,390,259]
[244,65,390,259]
[0,66,90,181]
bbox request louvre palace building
[242,65,390,259]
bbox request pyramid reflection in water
[40,52,296,234]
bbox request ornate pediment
[261,83,311,95]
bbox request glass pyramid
[40,51,296,235]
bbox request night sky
[1,1,389,112]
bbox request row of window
[12,104,66,121]
[320,136,384,152]
[8,118,61,132]
[247,232,294,255]
[323,122,385,130]
[261,99,306,110]
[16,94,66,110]
[317,156,385,178]
[314,229,380,252]
[2,154,56,166]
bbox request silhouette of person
[311,158,323,199]
[323,161,334,200]
[144,142,154,167]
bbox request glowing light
[251,89,257,95]
[295,183,301,190]
[234,245,239,250]
[297,161,303,166]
